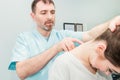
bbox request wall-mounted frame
[63,22,83,31]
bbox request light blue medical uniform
[8,29,83,80]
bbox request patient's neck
[70,40,97,74]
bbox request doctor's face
[31,1,55,31]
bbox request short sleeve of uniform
[57,30,83,46]
[48,57,69,80]
[59,30,83,40]
[8,32,30,70]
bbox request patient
[48,26,120,80]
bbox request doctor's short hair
[31,0,55,13]
[95,25,120,67]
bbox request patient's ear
[96,42,106,59]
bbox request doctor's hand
[109,16,120,32]
[55,37,83,52]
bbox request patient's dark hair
[31,0,55,13]
[95,25,120,67]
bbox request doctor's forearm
[16,44,59,79]
[83,21,109,42]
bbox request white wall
[0,0,120,80]
[55,0,120,30]
[0,0,33,80]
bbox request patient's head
[90,26,120,75]
[95,25,120,67]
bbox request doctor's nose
[47,13,53,19]
[105,71,111,75]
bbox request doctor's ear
[30,12,35,20]
[96,42,107,58]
